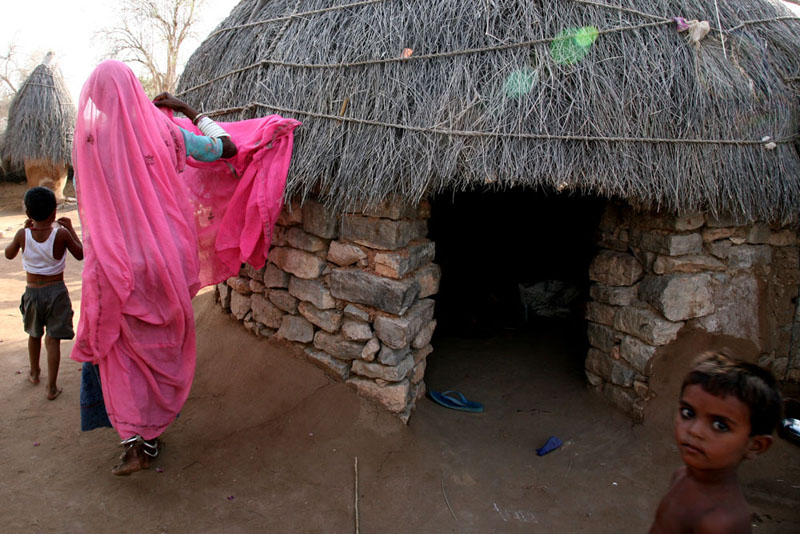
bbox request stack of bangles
[192,113,231,138]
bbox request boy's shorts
[19,282,75,340]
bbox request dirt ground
[0,181,799,533]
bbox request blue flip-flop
[428,390,484,413]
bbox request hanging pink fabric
[71,60,300,439]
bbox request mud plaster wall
[215,196,440,423]
[585,201,800,422]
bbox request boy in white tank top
[4,187,84,400]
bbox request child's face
[674,384,758,473]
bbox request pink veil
[72,60,299,439]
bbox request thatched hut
[1,52,75,202]
[178,0,800,421]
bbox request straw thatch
[1,53,75,169]
[178,0,800,223]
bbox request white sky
[2,0,799,103]
[1,0,240,102]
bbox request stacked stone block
[216,197,440,422]
[586,202,800,421]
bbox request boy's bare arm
[57,217,84,260]
[4,228,25,259]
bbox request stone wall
[216,196,440,422]
[215,193,799,424]
[586,202,800,420]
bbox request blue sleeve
[180,128,224,162]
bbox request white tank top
[22,227,66,276]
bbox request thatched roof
[178,0,800,223]
[1,53,76,169]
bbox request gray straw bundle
[178,0,800,223]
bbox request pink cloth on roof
[71,60,300,439]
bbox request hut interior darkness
[429,188,605,338]
[180,0,800,422]
[425,188,606,407]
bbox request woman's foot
[46,386,62,400]
[112,437,158,476]
[112,443,151,476]
[29,370,40,384]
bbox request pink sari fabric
[72,60,300,439]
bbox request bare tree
[100,0,206,95]
[1,45,39,120]
[1,45,25,95]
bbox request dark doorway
[423,187,606,415]
[428,187,605,338]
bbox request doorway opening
[424,188,606,409]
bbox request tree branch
[97,0,206,94]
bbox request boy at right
[5,187,83,400]
[649,352,783,534]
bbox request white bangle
[196,116,231,139]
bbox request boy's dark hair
[682,352,783,436]
[24,187,57,222]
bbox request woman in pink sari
[73,60,299,475]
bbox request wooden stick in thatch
[354,456,359,534]
[178,0,800,223]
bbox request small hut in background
[176,0,800,422]
[1,52,75,202]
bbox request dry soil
[0,182,798,533]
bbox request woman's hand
[154,92,237,158]
[220,138,238,158]
[153,92,199,122]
